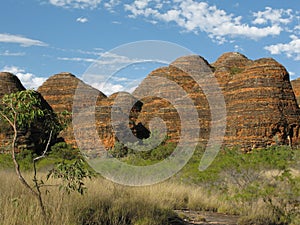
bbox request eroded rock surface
[38,72,107,148]
[3,52,299,153]
[213,52,300,150]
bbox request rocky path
[174,210,239,225]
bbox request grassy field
[0,144,300,225]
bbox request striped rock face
[0,72,25,97]
[132,55,212,148]
[38,72,107,148]
[36,52,300,152]
[213,52,300,150]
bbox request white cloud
[57,52,147,65]
[289,71,296,78]
[252,7,293,25]
[76,17,89,23]
[112,21,122,24]
[234,45,243,52]
[2,66,46,89]
[57,57,97,62]
[0,50,25,56]
[104,0,121,12]
[265,35,300,60]
[49,0,102,9]
[124,1,286,43]
[89,81,125,95]
[0,33,47,47]
[86,78,141,95]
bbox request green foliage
[0,153,13,168]
[16,149,37,170]
[109,131,174,165]
[229,67,244,75]
[49,142,81,160]
[109,141,128,158]
[0,90,63,154]
[47,159,95,195]
[178,146,296,185]
[0,90,61,133]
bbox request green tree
[0,90,93,222]
[0,90,61,219]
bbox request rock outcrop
[37,72,107,147]
[213,52,300,150]
[132,56,212,147]
[0,72,26,97]
[2,52,299,153]
[115,53,300,151]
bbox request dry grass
[0,170,231,225]
[1,164,299,225]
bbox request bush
[49,142,81,160]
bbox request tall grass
[0,145,300,224]
[0,171,182,225]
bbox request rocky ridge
[1,52,300,153]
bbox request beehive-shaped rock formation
[82,53,300,151]
[133,55,212,146]
[213,52,300,150]
[38,72,107,147]
[0,72,26,96]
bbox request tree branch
[32,130,53,220]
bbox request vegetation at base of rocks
[109,141,176,166]
[97,142,300,225]
[177,145,300,225]
[0,142,300,224]
[108,132,175,166]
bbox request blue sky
[0,0,300,95]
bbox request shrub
[49,142,81,160]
